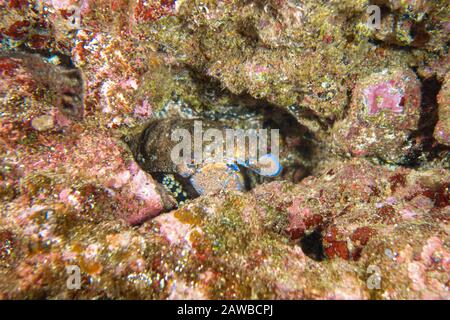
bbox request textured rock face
[434,73,450,146]
[0,159,448,299]
[332,68,423,163]
[0,0,449,299]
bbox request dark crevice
[338,88,354,122]
[410,21,430,47]
[178,65,316,161]
[400,75,445,168]
[367,38,413,52]
[299,228,326,262]
[417,76,441,130]
[126,66,317,206]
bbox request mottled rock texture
[0,0,449,299]
[434,73,450,146]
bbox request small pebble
[31,115,55,132]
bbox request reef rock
[434,73,450,146]
[0,0,449,300]
[332,68,422,163]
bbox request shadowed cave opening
[401,75,446,168]
[299,228,326,262]
[126,73,316,207]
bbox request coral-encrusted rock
[0,0,449,301]
[354,68,421,129]
[0,53,169,226]
[332,68,422,163]
[434,73,450,146]
[0,155,448,299]
[281,159,449,298]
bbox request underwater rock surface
[332,67,422,163]
[0,0,449,299]
[434,73,450,146]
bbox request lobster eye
[256,154,283,177]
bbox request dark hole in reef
[128,102,313,205]
[180,66,314,153]
[126,67,316,207]
[410,21,430,47]
[418,76,441,130]
[299,228,326,262]
[401,75,447,168]
[236,19,260,44]
[180,66,316,161]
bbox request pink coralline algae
[286,198,322,240]
[134,0,175,22]
[363,82,404,115]
[134,99,153,119]
[332,68,423,163]
[355,68,421,129]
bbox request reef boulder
[332,67,422,163]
